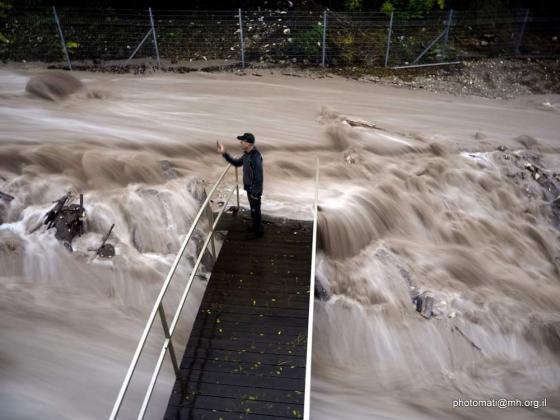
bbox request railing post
[206,203,217,258]
[235,166,240,210]
[384,11,394,67]
[238,9,245,69]
[303,157,320,420]
[515,8,529,55]
[321,10,327,67]
[443,9,454,58]
[52,6,72,70]
[148,7,161,68]
[157,305,181,380]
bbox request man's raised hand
[216,140,225,154]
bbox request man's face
[240,140,252,152]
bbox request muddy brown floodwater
[1,65,560,420]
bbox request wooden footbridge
[109,162,319,420]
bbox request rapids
[1,65,560,419]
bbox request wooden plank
[204,278,309,291]
[182,348,306,367]
[165,405,300,420]
[211,264,311,277]
[192,312,309,327]
[188,328,307,344]
[191,317,307,333]
[202,283,308,295]
[184,337,306,355]
[198,304,309,318]
[178,359,306,379]
[199,294,309,310]
[191,319,307,336]
[179,370,305,391]
[178,395,303,417]
[168,381,304,406]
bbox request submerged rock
[159,160,179,180]
[413,293,435,319]
[0,230,24,276]
[89,224,116,259]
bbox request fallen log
[343,118,377,129]
[0,191,14,202]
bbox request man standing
[217,133,264,238]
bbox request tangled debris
[495,146,560,227]
[43,193,118,257]
[339,58,560,100]
[44,193,86,251]
[88,224,116,259]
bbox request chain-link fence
[1,7,559,70]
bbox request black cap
[236,133,255,143]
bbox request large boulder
[25,71,83,101]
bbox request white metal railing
[109,164,240,420]
[304,157,319,420]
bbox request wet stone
[159,160,179,180]
[97,243,115,259]
[413,293,434,319]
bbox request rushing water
[1,66,560,419]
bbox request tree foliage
[7,0,559,13]
[0,1,12,44]
[345,0,363,11]
[380,0,445,15]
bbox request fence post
[238,8,245,69]
[148,7,161,68]
[52,6,72,70]
[443,9,454,58]
[515,8,529,55]
[126,29,153,65]
[321,10,327,66]
[384,11,394,67]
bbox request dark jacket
[222,147,263,197]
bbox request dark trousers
[248,193,263,235]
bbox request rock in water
[414,292,434,319]
[514,135,540,150]
[25,71,83,101]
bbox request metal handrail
[109,164,240,420]
[303,157,319,420]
